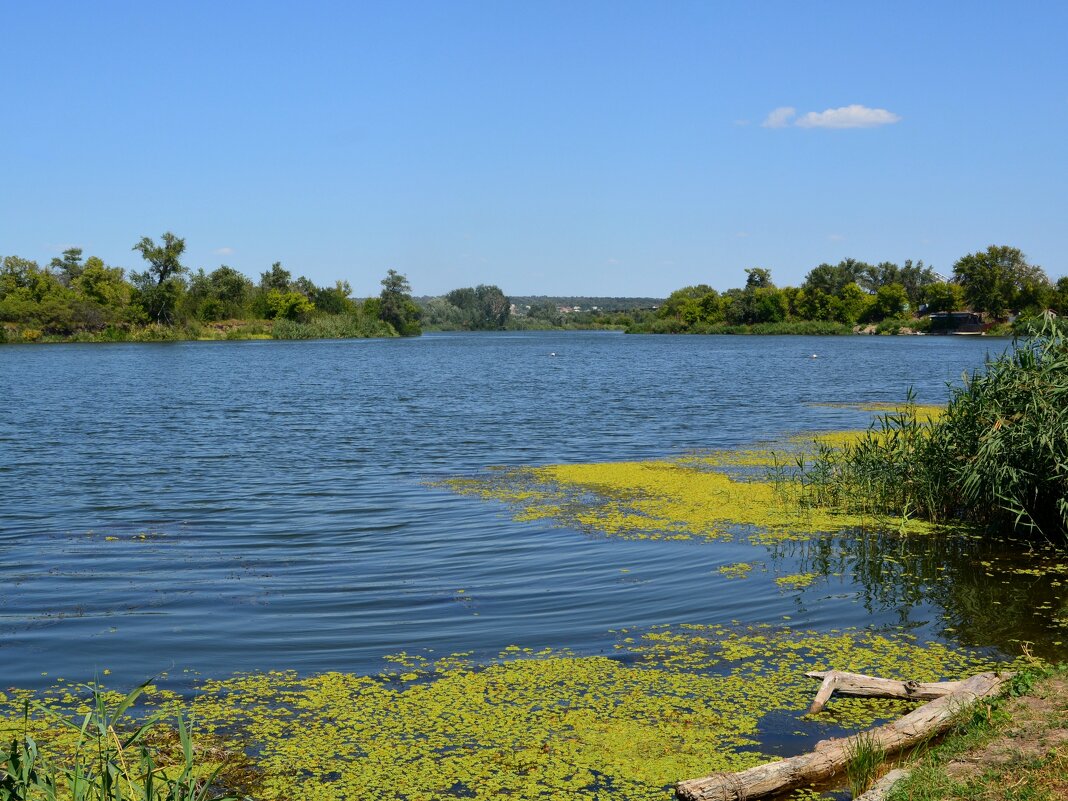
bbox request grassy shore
[887,666,1067,801]
[0,315,396,344]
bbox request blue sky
[2,1,1065,296]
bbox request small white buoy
[550,352,557,357]
[810,354,818,359]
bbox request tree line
[0,232,422,342]
[640,246,1067,334]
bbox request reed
[786,316,1068,541]
[844,731,886,797]
[0,681,237,801]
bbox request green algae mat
[440,404,949,546]
[1,626,1022,800]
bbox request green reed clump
[790,316,1068,541]
[271,313,393,340]
[0,681,237,801]
[845,731,886,797]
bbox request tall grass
[0,681,237,801]
[271,313,393,339]
[844,732,886,797]
[788,316,1068,541]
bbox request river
[1,331,1062,692]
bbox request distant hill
[509,295,662,312]
[415,295,662,312]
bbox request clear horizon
[2,1,1065,296]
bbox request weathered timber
[853,768,911,801]
[806,670,965,714]
[675,671,1010,801]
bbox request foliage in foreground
[792,317,1068,541]
[0,681,236,801]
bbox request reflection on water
[767,529,1068,661]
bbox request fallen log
[676,671,1010,801]
[853,768,910,801]
[806,670,964,713]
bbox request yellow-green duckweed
[774,573,820,591]
[439,403,949,545]
[442,452,933,545]
[718,562,756,580]
[2,626,1021,801]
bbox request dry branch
[806,670,964,713]
[676,671,1010,801]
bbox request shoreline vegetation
[0,232,421,345]
[5,240,1067,345]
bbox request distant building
[928,311,984,334]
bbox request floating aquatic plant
[1,627,1022,801]
[438,415,943,546]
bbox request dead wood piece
[676,672,1010,801]
[806,670,965,714]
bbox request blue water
[0,332,1032,690]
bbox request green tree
[866,282,909,321]
[474,284,510,329]
[74,257,131,313]
[659,285,715,323]
[131,232,188,323]
[527,300,562,325]
[379,269,421,336]
[803,259,869,296]
[313,281,354,315]
[1050,277,1068,316]
[0,256,79,331]
[744,267,773,289]
[132,232,187,286]
[952,245,1050,318]
[792,287,841,322]
[265,289,314,321]
[260,262,292,292]
[187,265,253,321]
[49,247,85,286]
[921,281,964,314]
[837,282,871,324]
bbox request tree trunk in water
[675,671,1010,801]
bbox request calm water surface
[2,332,1061,691]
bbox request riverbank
[886,667,1067,800]
[0,314,397,344]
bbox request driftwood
[854,768,911,801]
[806,670,964,713]
[676,671,1010,801]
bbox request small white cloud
[761,106,796,128]
[828,233,846,242]
[606,258,620,265]
[795,104,901,129]
[213,247,234,256]
[736,231,751,239]
[733,119,751,127]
